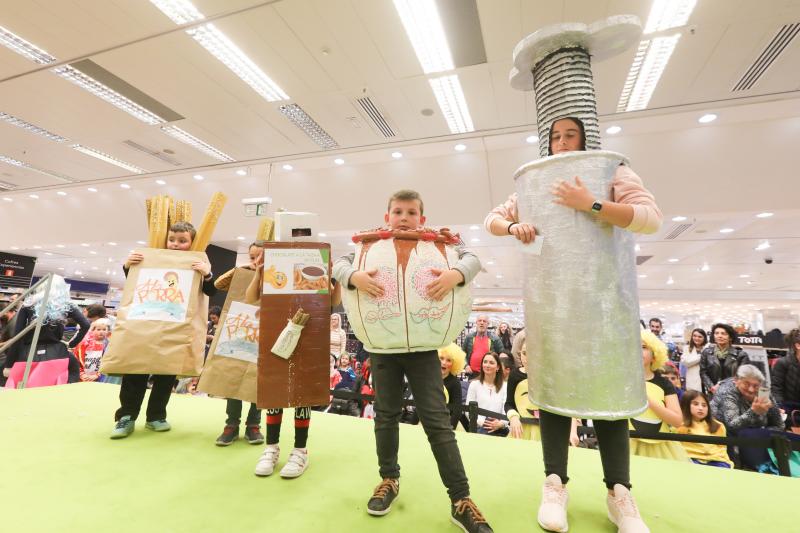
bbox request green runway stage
[0,383,795,532]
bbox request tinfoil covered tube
[515,151,646,419]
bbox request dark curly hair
[711,323,737,346]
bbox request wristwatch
[590,200,603,214]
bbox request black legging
[540,409,631,490]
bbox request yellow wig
[641,329,668,371]
[438,343,466,376]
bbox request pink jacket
[484,165,663,234]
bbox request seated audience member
[461,315,504,376]
[510,327,526,369]
[498,353,514,382]
[700,323,752,395]
[710,365,784,469]
[466,352,508,436]
[661,363,684,401]
[439,344,466,429]
[677,390,733,468]
[771,328,800,424]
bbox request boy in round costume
[485,16,663,533]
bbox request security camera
[764,257,773,265]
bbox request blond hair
[438,343,466,376]
[641,329,667,371]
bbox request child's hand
[192,261,211,277]
[125,252,144,268]
[510,223,537,244]
[253,248,264,269]
[551,176,593,212]
[351,269,384,298]
[509,416,523,439]
[426,268,463,301]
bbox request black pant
[115,374,176,422]
[540,409,631,490]
[372,351,470,502]
[225,399,261,426]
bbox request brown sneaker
[451,497,493,532]
[367,478,399,516]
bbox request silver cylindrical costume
[510,16,646,419]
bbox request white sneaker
[606,484,649,533]
[537,474,569,532]
[279,448,309,479]
[254,445,280,477]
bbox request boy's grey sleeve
[452,246,481,285]
[332,252,357,289]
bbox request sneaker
[538,474,569,532]
[254,445,280,477]
[145,419,171,432]
[215,425,239,446]
[366,478,399,516]
[451,497,493,533]
[110,416,135,439]
[279,448,309,478]
[244,425,265,445]
[606,485,649,533]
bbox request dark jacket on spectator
[443,373,462,429]
[710,378,783,433]
[699,345,751,394]
[771,353,800,406]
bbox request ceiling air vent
[123,140,181,166]
[636,255,653,266]
[732,22,800,91]
[664,223,693,240]
[355,96,396,138]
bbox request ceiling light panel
[643,0,697,34]
[0,112,68,142]
[429,75,474,133]
[393,0,454,74]
[160,125,235,162]
[151,0,289,102]
[279,104,339,149]
[0,24,56,64]
[0,154,76,182]
[72,145,147,174]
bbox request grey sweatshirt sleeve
[452,246,481,285]
[332,252,357,289]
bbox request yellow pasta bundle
[191,192,228,251]
[257,218,274,242]
[147,195,170,248]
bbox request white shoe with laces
[537,473,569,532]
[606,484,649,533]
[279,448,309,479]
[254,444,280,477]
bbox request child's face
[689,396,708,421]
[248,245,260,265]
[93,325,109,340]
[167,231,193,251]
[385,199,425,231]
[641,344,653,369]
[339,354,350,367]
[439,355,452,375]
[666,373,681,389]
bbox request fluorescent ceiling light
[120,183,131,189]
[72,145,147,174]
[56,244,65,248]
[334,158,345,165]
[278,104,338,149]
[0,112,68,142]
[2,197,12,202]
[526,135,539,144]
[606,126,622,134]
[235,169,247,176]
[698,113,717,123]
[666,276,675,285]
[161,125,235,162]
[56,191,67,196]
[471,238,480,243]
[393,0,453,74]
[719,228,734,233]
[454,143,466,152]
[671,215,687,222]
[236,236,245,240]
[52,66,166,125]
[108,242,117,246]
[756,212,773,218]
[469,225,480,230]
[317,233,327,237]
[638,274,647,278]
[136,240,146,245]
[617,35,681,112]
[667,258,679,263]
[151,0,289,102]
[155,179,167,185]
[29,194,39,199]
[193,174,204,181]
[0,154,76,182]
[429,75,474,134]
[634,244,641,252]
[282,164,293,171]
[391,152,403,159]
[755,241,771,251]
[87,187,98,192]
[699,262,710,272]
[0,24,57,64]
[739,274,750,278]
[643,0,697,34]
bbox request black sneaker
[244,425,265,445]
[367,478,399,516]
[215,425,239,446]
[451,498,493,533]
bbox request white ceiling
[0,0,799,323]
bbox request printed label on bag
[129,268,193,322]
[214,301,260,364]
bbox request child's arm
[426,246,481,301]
[333,253,384,298]
[485,194,537,243]
[66,306,91,348]
[648,393,684,428]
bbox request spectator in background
[511,328,526,369]
[497,322,513,354]
[462,315,504,376]
[337,352,357,390]
[207,306,221,346]
[466,352,508,436]
[84,303,107,322]
[681,328,707,392]
[0,295,19,385]
[330,313,347,360]
[700,323,752,395]
[649,317,679,362]
[661,364,684,401]
[439,344,466,429]
[677,390,733,468]
[710,365,784,469]
[770,328,800,423]
[499,354,514,382]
